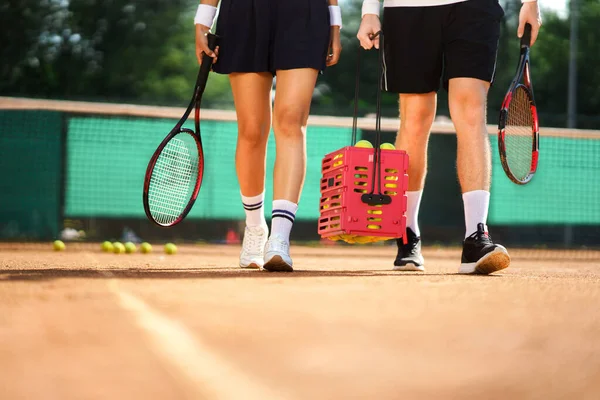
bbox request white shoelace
[266,235,289,254]
[243,226,266,256]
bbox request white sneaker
[263,234,293,272]
[239,225,268,269]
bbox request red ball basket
[318,31,409,244]
[318,146,409,244]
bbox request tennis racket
[143,33,218,227]
[498,23,539,185]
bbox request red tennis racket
[498,23,539,185]
[143,33,218,226]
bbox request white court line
[106,280,283,400]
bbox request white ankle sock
[406,190,423,237]
[271,200,298,243]
[462,190,490,238]
[241,192,266,228]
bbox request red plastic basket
[318,146,409,244]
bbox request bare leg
[229,72,273,269]
[449,77,510,274]
[263,68,319,272]
[448,78,491,238]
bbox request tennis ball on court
[113,242,126,254]
[53,240,65,251]
[355,140,373,148]
[140,242,152,254]
[101,241,113,252]
[380,142,396,150]
[124,242,137,254]
[164,243,177,255]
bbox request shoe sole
[459,247,510,275]
[393,264,425,272]
[393,254,425,272]
[262,255,293,272]
[240,262,261,269]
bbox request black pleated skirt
[213,0,331,75]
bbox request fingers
[356,15,381,50]
[518,2,542,46]
[326,44,342,66]
[517,18,526,39]
[373,35,380,50]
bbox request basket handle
[351,32,391,206]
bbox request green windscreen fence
[490,135,600,224]
[0,110,63,239]
[65,116,351,220]
[1,98,599,246]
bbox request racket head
[498,83,539,185]
[143,128,204,227]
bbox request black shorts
[213,0,331,75]
[382,0,505,93]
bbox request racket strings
[505,86,534,181]
[147,136,199,225]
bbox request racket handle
[206,33,219,52]
[521,23,532,48]
[196,34,219,91]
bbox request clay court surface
[1,243,599,400]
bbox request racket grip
[197,34,219,90]
[521,23,532,48]
[206,33,219,52]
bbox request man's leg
[449,78,510,274]
[393,93,436,272]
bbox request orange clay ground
[1,242,599,400]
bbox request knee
[238,119,269,148]
[401,105,435,136]
[450,87,488,125]
[273,106,307,140]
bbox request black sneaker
[393,228,425,272]
[459,223,510,275]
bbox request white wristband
[194,4,217,28]
[361,0,381,18]
[329,5,342,28]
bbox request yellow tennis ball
[124,242,137,254]
[140,242,152,254]
[113,242,125,254]
[164,243,177,255]
[355,140,373,148]
[101,241,113,252]
[380,142,396,150]
[53,240,65,251]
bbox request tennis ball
[164,243,177,255]
[380,142,396,150]
[113,242,125,254]
[101,241,114,252]
[124,242,137,254]
[140,242,152,254]
[355,140,373,148]
[53,240,65,251]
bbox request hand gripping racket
[143,33,219,226]
[498,23,540,185]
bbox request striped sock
[271,200,298,243]
[241,192,266,227]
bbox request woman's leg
[263,68,319,272]
[229,72,273,269]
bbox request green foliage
[0,0,598,127]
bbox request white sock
[241,192,266,228]
[463,190,490,238]
[406,190,423,237]
[271,200,298,243]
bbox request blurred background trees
[1,0,598,128]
